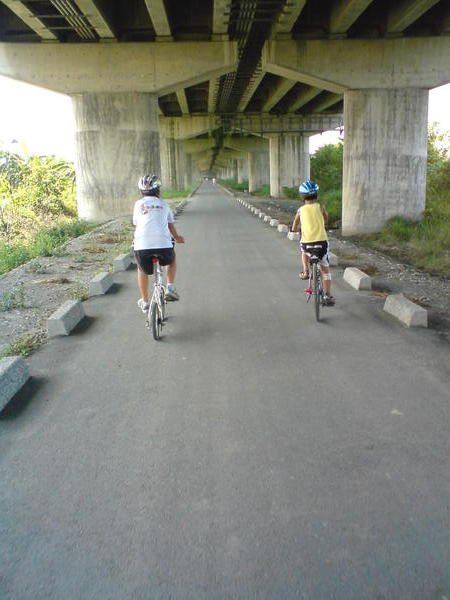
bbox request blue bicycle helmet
[299,180,319,196]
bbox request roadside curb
[384,293,428,328]
[0,356,29,413]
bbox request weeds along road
[1,182,449,599]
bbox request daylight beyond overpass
[1,0,450,233]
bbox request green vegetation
[219,179,249,192]
[0,150,96,275]
[0,333,44,359]
[0,283,26,312]
[162,187,193,199]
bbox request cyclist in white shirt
[133,174,185,312]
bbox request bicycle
[146,257,167,340]
[303,244,325,322]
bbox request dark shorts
[300,241,329,266]
[134,248,175,274]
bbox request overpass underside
[1,0,449,233]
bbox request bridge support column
[270,134,306,197]
[237,157,248,184]
[72,92,160,219]
[248,151,268,192]
[342,88,428,235]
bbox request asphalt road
[1,182,449,599]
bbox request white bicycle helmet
[138,174,161,195]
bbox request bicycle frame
[146,258,166,338]
[304,248,324,321]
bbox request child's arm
[292,210,301,232]
[169,223,185,243]
[320,204,328,225]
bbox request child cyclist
[133,174,185,312]
[291,180,335,306]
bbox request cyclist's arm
[320,204,328,225]
[168,222,185,243]
[291,211,301,232]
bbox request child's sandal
[299,272,309,280]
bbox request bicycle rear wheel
[150,302,162,340]
[312,263,321,322]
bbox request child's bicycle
[304,245,325,322]
[146,257,167,340]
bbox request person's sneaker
[323,295,335,306]
[165,286,180,301]
[299,272,309,280]
[137,298,150,313]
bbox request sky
[1,74,450,159]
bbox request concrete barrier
[269,219,279,227]
[384,293,428,327]
[264,215,272,223]
[343,267,372,290]
[89,272,114,296]
[47,300,85,337]
[259,213,266,219]
[287,231,300,241]
[329,252,339,266]
[277,224,289,233]
[113,253,132,272]
[0,356,30,412]
[254,210,261,216]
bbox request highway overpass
[1,0,449,232]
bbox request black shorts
[134,248,175,274]
[300,241,329,266]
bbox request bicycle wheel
[312,263,321,322]
[150,302,162,340]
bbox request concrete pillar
[301,135,310,182]
[269,136,281,197]
[342,88,428,235]
[248,150,268,192]
[72,92,160,220]
[237,157,248,184]
[160,135,177,191]
[184,152,193,189]
[232,159,238,181]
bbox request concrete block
[264,215,272,223]
[259,213,266,219]
[48,300,85,337]
[343,267,372,290]
[287,231,300,241]
[0,356,30,412]
[329,252,339,266]
[384,294,428,328]
[277,224,289,233]
[269,219,279,227]
[113,253,132,272]
[254,210,261,217]
[89,272,114,296]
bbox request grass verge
[0,219,96,276]
[0,333,45,359]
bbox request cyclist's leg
[137,268,150,303]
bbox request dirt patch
[238,191,450,343]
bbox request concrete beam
[208,78,219,112]
[183,139,216,153]
[261,78,297,112]
[263,38,450,89]
[312,92,343,112]
[223,136,268,152]
[143,0,173,41]
[272,0,307,38]
[287,86,322,112]
[237,70,265,112]
[228,113,343,136]
[387,0,441,35]
[0,41,238,95]
[176,89,190,115]
[329,0,373,37]
[213,0,231,39]
[160,115,221,139]
[72,0,115,40]
[0,0,57,40]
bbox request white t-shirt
[133,196,174,250]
